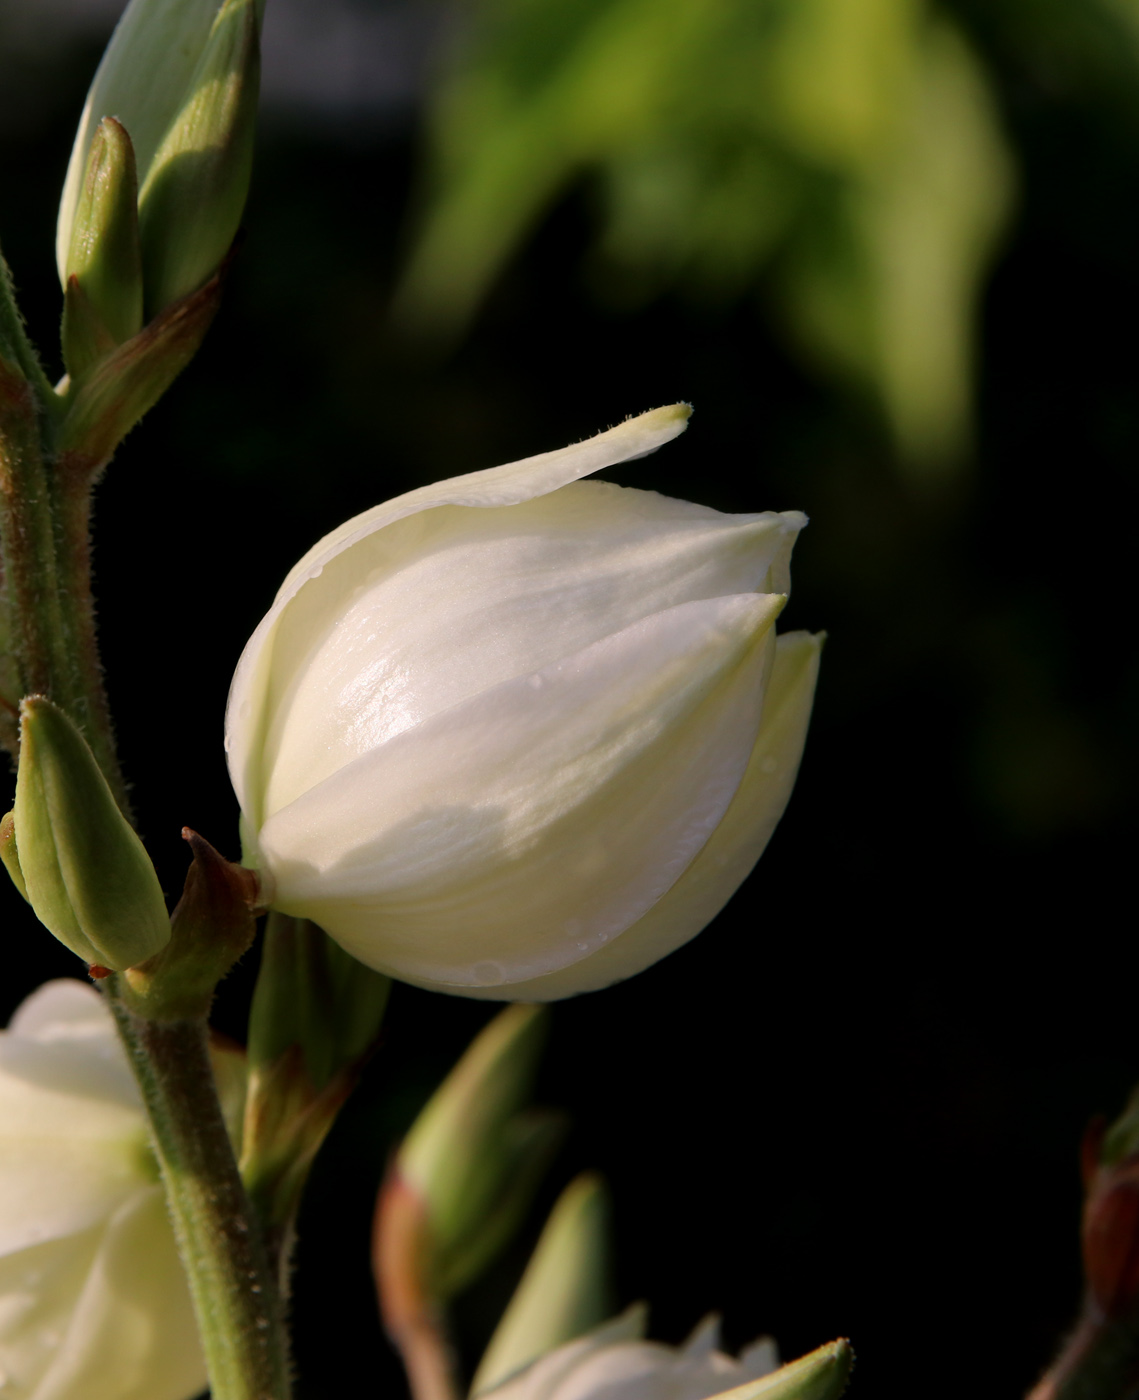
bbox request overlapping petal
[475,631,821,1000]
[262,593,784,987]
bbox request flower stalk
[110,992,293,1400]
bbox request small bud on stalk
[60,116,144,379]
[58,0,262,317]
[53,0,261,462]
[239,915,391,1237]
[11,697,170,970]
[392,1004,564,1299]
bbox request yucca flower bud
[0,980,205,1399]
[60,117,144,378]
[12,697,170,971]
[380,1004,563,1304]
[226,406,822,999]
[476,1309,851,1400]
[57,0,261,319]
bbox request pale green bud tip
[739,1341,853,1400]
[0,810,28,902]
[399,1003,548,1195]
[14,697,171,971]
[137,0,261,313]
[63,116,144,356]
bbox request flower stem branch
[0,254,127,806]
[111,992,293,1400]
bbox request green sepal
[137,0,260,314]
[0,809,28,901]
[399,1003,566,1300]
[14,696,170,970]
[473,1173,613,1395]
[61,116,144,367]
[61,278,118,385]
[247,912,391,1092]
[732,1341,853,1400]
[121,827,259,1019]
[55,269,221,469]
[240,914,391,1230]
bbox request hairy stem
[111,993,293,1400]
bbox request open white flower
[0,981,204,1400]
[227,405,822,999]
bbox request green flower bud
[136,0,260,313]
[14,697,170,970]
[57,0,261,319]
[473,1173,612,1396]
[396,1004,565,1298]
[239,915,392,1228]
[60,116,144,376]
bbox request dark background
[2,3,1138,1397]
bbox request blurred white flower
[478,1308,778,1400]
[476,1310,851,1400]
[227,405,821,999]
[0,981,204,1400]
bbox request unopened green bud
[0,810,28,901]
[137,0,260,313]
[57,0,261,319]
[474,1174,612,1395]
[247,913,391,1091]
[14,697,170,970]
[744,1341,854,1400]
[61,116,144,375]
[399,1003,565,1298]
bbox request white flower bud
[226,405,821,999]
[0,981,205,1400]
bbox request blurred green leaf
[395,0,1015,479]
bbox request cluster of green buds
[375,1006,853,1400]
[53,0,261,466]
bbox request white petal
[227,406,691,830]
[680,1317,722,1362]
[0,985,149,1254]
[459,631,821,1000]
[548,1341,676,1400]
[258,479,804,817]
[7,982,139,1106]
[260,593,784,988]
[30,1187,204,1400]
[736,1341,779,1380]
[481,1308,649,1400]
[0,1224,102,1398]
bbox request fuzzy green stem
[0,251,127,805]
[111,992,293,1400]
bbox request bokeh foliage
[394,0,1015,478]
